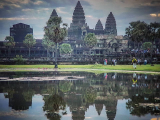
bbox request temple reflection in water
[0,71,160,120]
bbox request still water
[0,71,160,120]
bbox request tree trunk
[47,49,49,60]
[134,41,136,57]
[55,43,58,68]
[29,48,30,60]
[7,47,10,58]
[151,40,154,66]
[7,47,11,60]
[138,42,139,58]
[89,48,92,63]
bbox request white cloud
[150,13,160,17]
[86,15,93,18]
[10,4,21,8]
[5,0,30,4]
[56,7,68,14]
[64,17,72,21]
[0,17,44,20]
[22,9,34,12]
[33,1,43,5]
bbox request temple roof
[72,1,85,26]
[12,23,31,29]
[105,12,116,26]
[105,12,117,35]
[95,19,103,30]
[76,1,82,8]
[50,9,58,17]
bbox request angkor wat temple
[0,1,130,64]
[68,1,117,40]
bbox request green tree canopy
[23,34,36,48]
[4,36,15,56]
[4,36,15,47]
[59,43,72,55]
[146,22,160,42]
[42,35,55,51]
[23,34,36,58]
[42,35,55,59]
[44,17,68,44]
[142,42,152,50]
[59,81,73,93]
[14,55,24,65]
[43,94,66,116]
[84,87,97,103]
[44,16,68,68]
[84,33,97,48]
[145,22,160,61]
[125,21,148,48]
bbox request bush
[14,55,24,64]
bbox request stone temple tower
[105,12,117,35]
[50,9,58,17]
[68,1,88,40]
[94,19,104,35]
[72,1,85,27]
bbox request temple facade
[66,1,127,62]
[68,1,117,41]
[0,1,129,62]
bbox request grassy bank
[0,64,160,72]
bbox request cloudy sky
[0,0,160,41]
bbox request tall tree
[4,36,15,57]
[42,35,55,60]
[23,34,36,59]
[84,33,97,58]
[146,22,160,62]
[134,21,148,50]
[125,21,147,57]
[44,16,68,68]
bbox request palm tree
[43,94,66,120]
[84,33,97,60]
[4,36,15,58]
[23,34,36,59]
[44,16,68,68]
[42,35,55,60]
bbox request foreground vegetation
[0,64,160,72]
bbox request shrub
[14,55,24,64]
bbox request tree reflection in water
[126,73,160,117]
[0,71,160,119]
[59,81,73,93]
[43,94,66,120]
[126,95,160,116]
[84,86,97,103]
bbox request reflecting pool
[0,71,160,120]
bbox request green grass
[0,64,160,72]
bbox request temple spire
[76,1,82,8]
[50,9,58,17]
[72,1,85,26]
[105,12,117,35]
[95,19,103,30]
